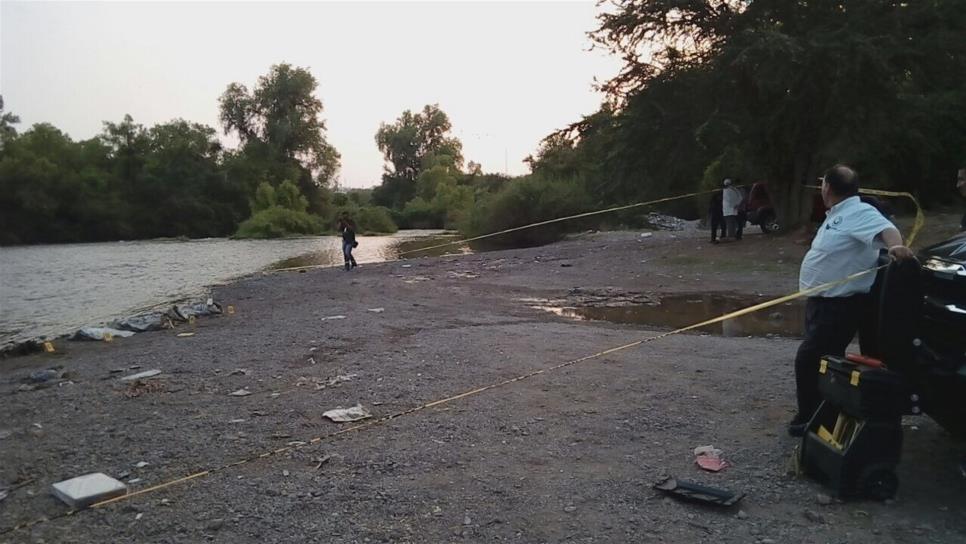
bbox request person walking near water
[788,164,915,437]
[337,213,358,271]
[722,178,743,240]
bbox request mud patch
[532,293,804,338]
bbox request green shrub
[234,206,323,238]
[356,206,398,234]
[463,175,594,248]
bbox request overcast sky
[1,1,621,188]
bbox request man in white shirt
[789,165,915,437]
[722,178,742,239]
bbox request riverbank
[2,218,964,543]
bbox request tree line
[3,1,964,246]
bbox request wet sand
[2,221,964,543]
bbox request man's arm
[878,227,915,260]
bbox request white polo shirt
[799,196,894,297]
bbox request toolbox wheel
[858,464,899,501]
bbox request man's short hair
[822,164,860,197]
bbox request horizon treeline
[3,1,965,246]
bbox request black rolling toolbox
[800,355,919,500]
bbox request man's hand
[888,245,915,260]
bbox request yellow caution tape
[272,189,720,273]
[0,185,928,535]
[804,185,925,247]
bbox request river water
[0,231,465,347]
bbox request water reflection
[268,232,470,270]
[0,231,466,346]
[535,294,804,338]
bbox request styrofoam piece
[51,473,127,508]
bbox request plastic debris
[367,308,385,313]
[321,315,346,321]
[120,369,162,382]
[694,445,729,472]
[323,404,372,423]
[654,476,744,507]
[71,327,135,341]
[111,313,168,333]
[176,332,195,338]
[51,473,127,508]
[229,388,252,397]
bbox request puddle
[534,294,805,338]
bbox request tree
[584,0,966,227]
[219,63,341,211]
[373,104,463,209]
[0,95,20,151]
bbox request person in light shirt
[788,165,915,437]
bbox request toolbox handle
[846,353,886,369]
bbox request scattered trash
[401,264,412,268]
[51,473,127,508]
[816,493,833,506]
[227,305,235,315]
[128,478,142,484]
[120,369,162,382]
[134,461,149,468]
[135,512,143,520]
[367,308,385,313]
[29,369,61,383]
[229,419,245,424]
[229,388,252,397]
[71,327,135,341]
[645,212,687,231]
[694,445,729,472]
[323,404,372,423]
[640,232,654,238]
[176,332,195,338]
[172,301,222,321]
[653,477,744,507]
[321,315,347,321]
[315,455,332,470]
[282,470,290,477]
[43,342,56,353]
[111,313,169,333]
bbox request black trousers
[710,214,726,241]
[794,295,876,419]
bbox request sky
[1,1,622,188]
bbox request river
[0,231,466,348]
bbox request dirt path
[2,220,964,543]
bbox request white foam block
[51,473,127,508]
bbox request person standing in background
[722,178,742,240]
[709,190,726,244]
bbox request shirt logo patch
[832,216,843,226]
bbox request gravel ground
[2,222,964,543]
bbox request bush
[234,206,323,238]
[356,206,398,234]
[328,205,399,234]
[463,175,594,248]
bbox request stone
[563,505,577,513]
[229,388,252,397]
[816,493,833,506]
[205,519,224,532]
[803,509,826,524]
[51,473,127,508]
[737,510,749,520]
[120,369,162,382]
